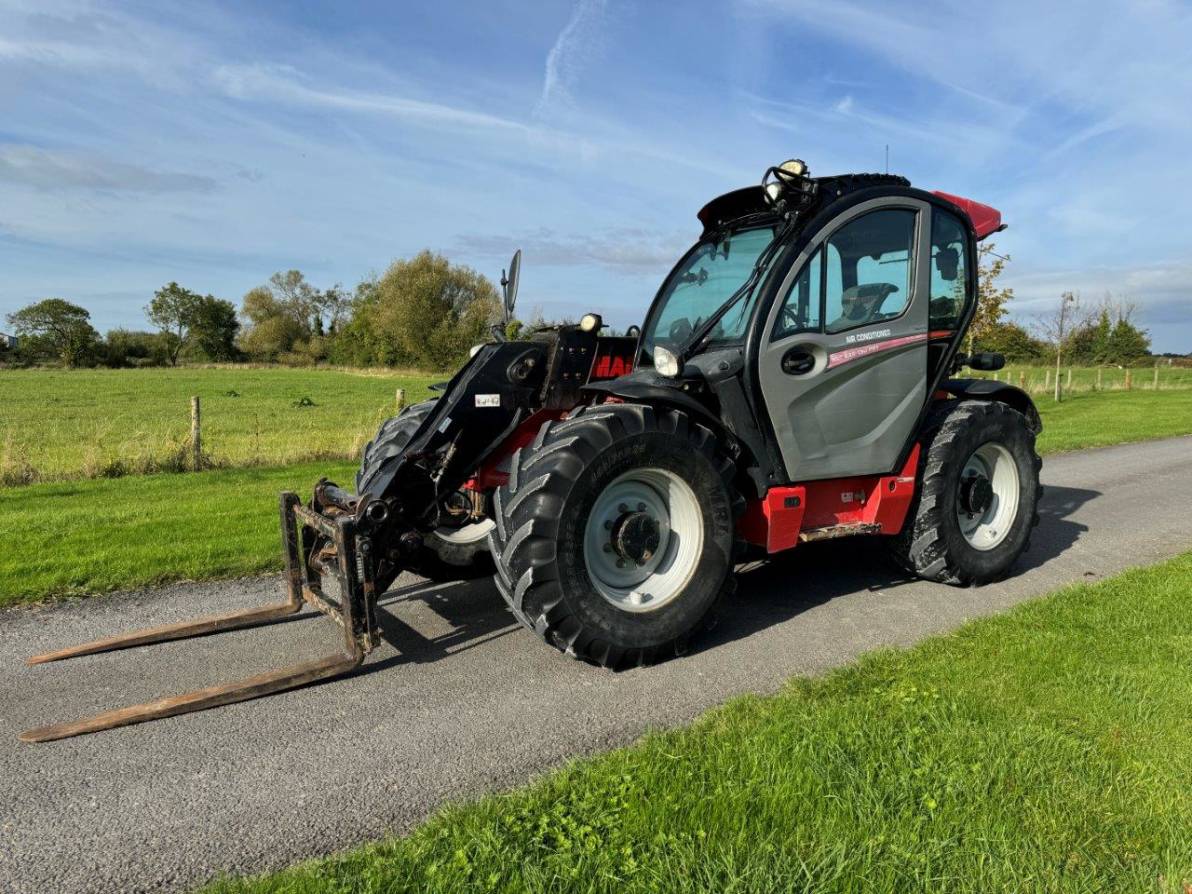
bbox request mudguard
[941,378,1042,433]
[582,371,725,433]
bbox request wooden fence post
[395,388,406,412]
[1045,369,1051,390]
[1018,371,1026,390]
[1153,364,1160,390]
[1096,367,1103,391]
[1124,369,1133,391]
[190,396,202,471]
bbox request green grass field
[203,553,1192,893]
[0,367,436,485]
[0,387,1188,607]
[0,461,353,607]
[1035,388,1192,453]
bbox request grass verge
[0,461,353,607]
[205,553,1192,893]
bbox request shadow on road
[351,483,1100,675]
[1013,484,1097,573]
[352,577,519,676]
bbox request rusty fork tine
[20,492,380,744]
[26,602,304,666]
[19,650,362,743]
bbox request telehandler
[22,160,1040,742]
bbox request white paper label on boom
[475,394,501,408]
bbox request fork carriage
[20,491,380,743]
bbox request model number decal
[475,394,501,408]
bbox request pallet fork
[20,491,380,743]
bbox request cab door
[757,197,932,481]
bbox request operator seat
[829,282,899,330]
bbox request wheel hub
[955,441,1021,551]
[959,474,993,516]
[582,468,704,613]
[611,511,662,565]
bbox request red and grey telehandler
[22,160,1040,742]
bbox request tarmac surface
[2,435,1190,892]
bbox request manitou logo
[590,353,632,379]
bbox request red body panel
[931,191,1002,240]
[738,444,921,553]
[468,409,568,491]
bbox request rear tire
[889,399,1041,584]
[491,403,743,668]
[357,399,492,581]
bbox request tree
[1107,315,1151,365]
[350,251,500,370]
[238,285,310,361]
[6,298,100,367]
[189,296,240,361]
[969,243,1015,352]
[1035,292,1079,401]
[145,283,237,365]
[1061,295,1151,367]
[146,282,198,366]
[981,321,1047,363]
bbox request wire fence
[971,364,1192,396]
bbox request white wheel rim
[956,441,1020,551]
[582,468,704,613]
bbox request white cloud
[536,0,609,115]
[212,64,529,135]
[0,145,216,194]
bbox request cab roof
[697,174,1003,240]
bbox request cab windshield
[642,225,777,356]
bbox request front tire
[491,404,743,668]
[890,399,1041,584]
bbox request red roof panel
[932,191,1003,239]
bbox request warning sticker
[475,394,501,408]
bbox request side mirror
[936,247,960,281]
[966,352,1005,371]
[500,249,521,324]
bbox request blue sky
[2,0,1190,351]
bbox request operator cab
[632,160,1001,485]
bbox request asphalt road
[2,436,1190,893]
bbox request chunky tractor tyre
[890,399,1042,585]
[357,399,492,581]
[491,403,744,668]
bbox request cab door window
[823,209,917,334]
[771,249,822,339]
[929,208,970,330]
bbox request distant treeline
[1,245,1175,372]
[1,251,547,373]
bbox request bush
[101,329,171,368]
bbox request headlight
[653,345,680,377]
[579,312,602,333]
[469,343,485,358]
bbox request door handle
[781,348,816,376]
